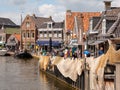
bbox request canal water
[0,56,76,90]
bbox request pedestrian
[64,49,68,59]
[83,49,90,57]
[98,47,104,56]
[70,48,72,57]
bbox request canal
[0,56,76,90]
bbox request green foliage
[5,28,20,34]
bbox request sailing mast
[20,13,22,51]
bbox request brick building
[21,14,53,50]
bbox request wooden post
[84,70,89,90]
[115,62,120,90]
[84,57,89,90]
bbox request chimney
[33,14,36,18]
[49,16,52,20]
[66,10,72,16]
[104,1,112,10]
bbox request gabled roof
[31,15,54,28]
[0,17,17,26]
[93,7,120,31]
[14,34,21,41]
[39,22,64,29]
[107,13,120,34]
[65,11,101,32]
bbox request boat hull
[14,52,33,59]
[0,50,7,56]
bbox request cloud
[9,0,28,6]
[38,4,56,16]
[112,0,120,7]
[38,4,65,21]
[58,0,104,11]
[1,0,120,25]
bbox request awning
[36,41,61,46]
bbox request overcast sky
[0,0,120,25]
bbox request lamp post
[84,31,90,90]
[49,37,52,52]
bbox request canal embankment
[37,54,116,90]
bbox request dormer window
[47,22,52,28]
[102,18,106,34]
[49,24,52,28]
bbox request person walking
[98,47,104,56]
[83,49,90,57]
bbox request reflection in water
[0,56,76,90]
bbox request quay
[35,41,120,90]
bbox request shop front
[36,40,61,52]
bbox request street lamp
[49,37,52,52]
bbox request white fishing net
[56,58,83,82]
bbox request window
[23,33,26,38]
[40,31,42,33]
[44,32,47,37]
[54,34,57,37]
[39,31,43,37]
[54,31,57,37]
[90,19,93,32]
[49,34,52,37]
[47,23,52,28]
[44,34,47,37]
[32,33,34,38]
[27,32,29,38]
[40,34,43,37]
[58,34,62,38]
[102,19,106,34]
[48,31,52,37]
[26,22,30,28]
[49,24,52,28]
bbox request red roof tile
[65,11,101,32]
[14,34,20,41]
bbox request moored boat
[0,48,8,56]
[14,49,33,59]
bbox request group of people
[39,46,104,59]
[64,46,104,59]
[84,47,104,57]
[64,47,81,59]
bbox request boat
[14,49,33,59]
[0,48,8,56]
